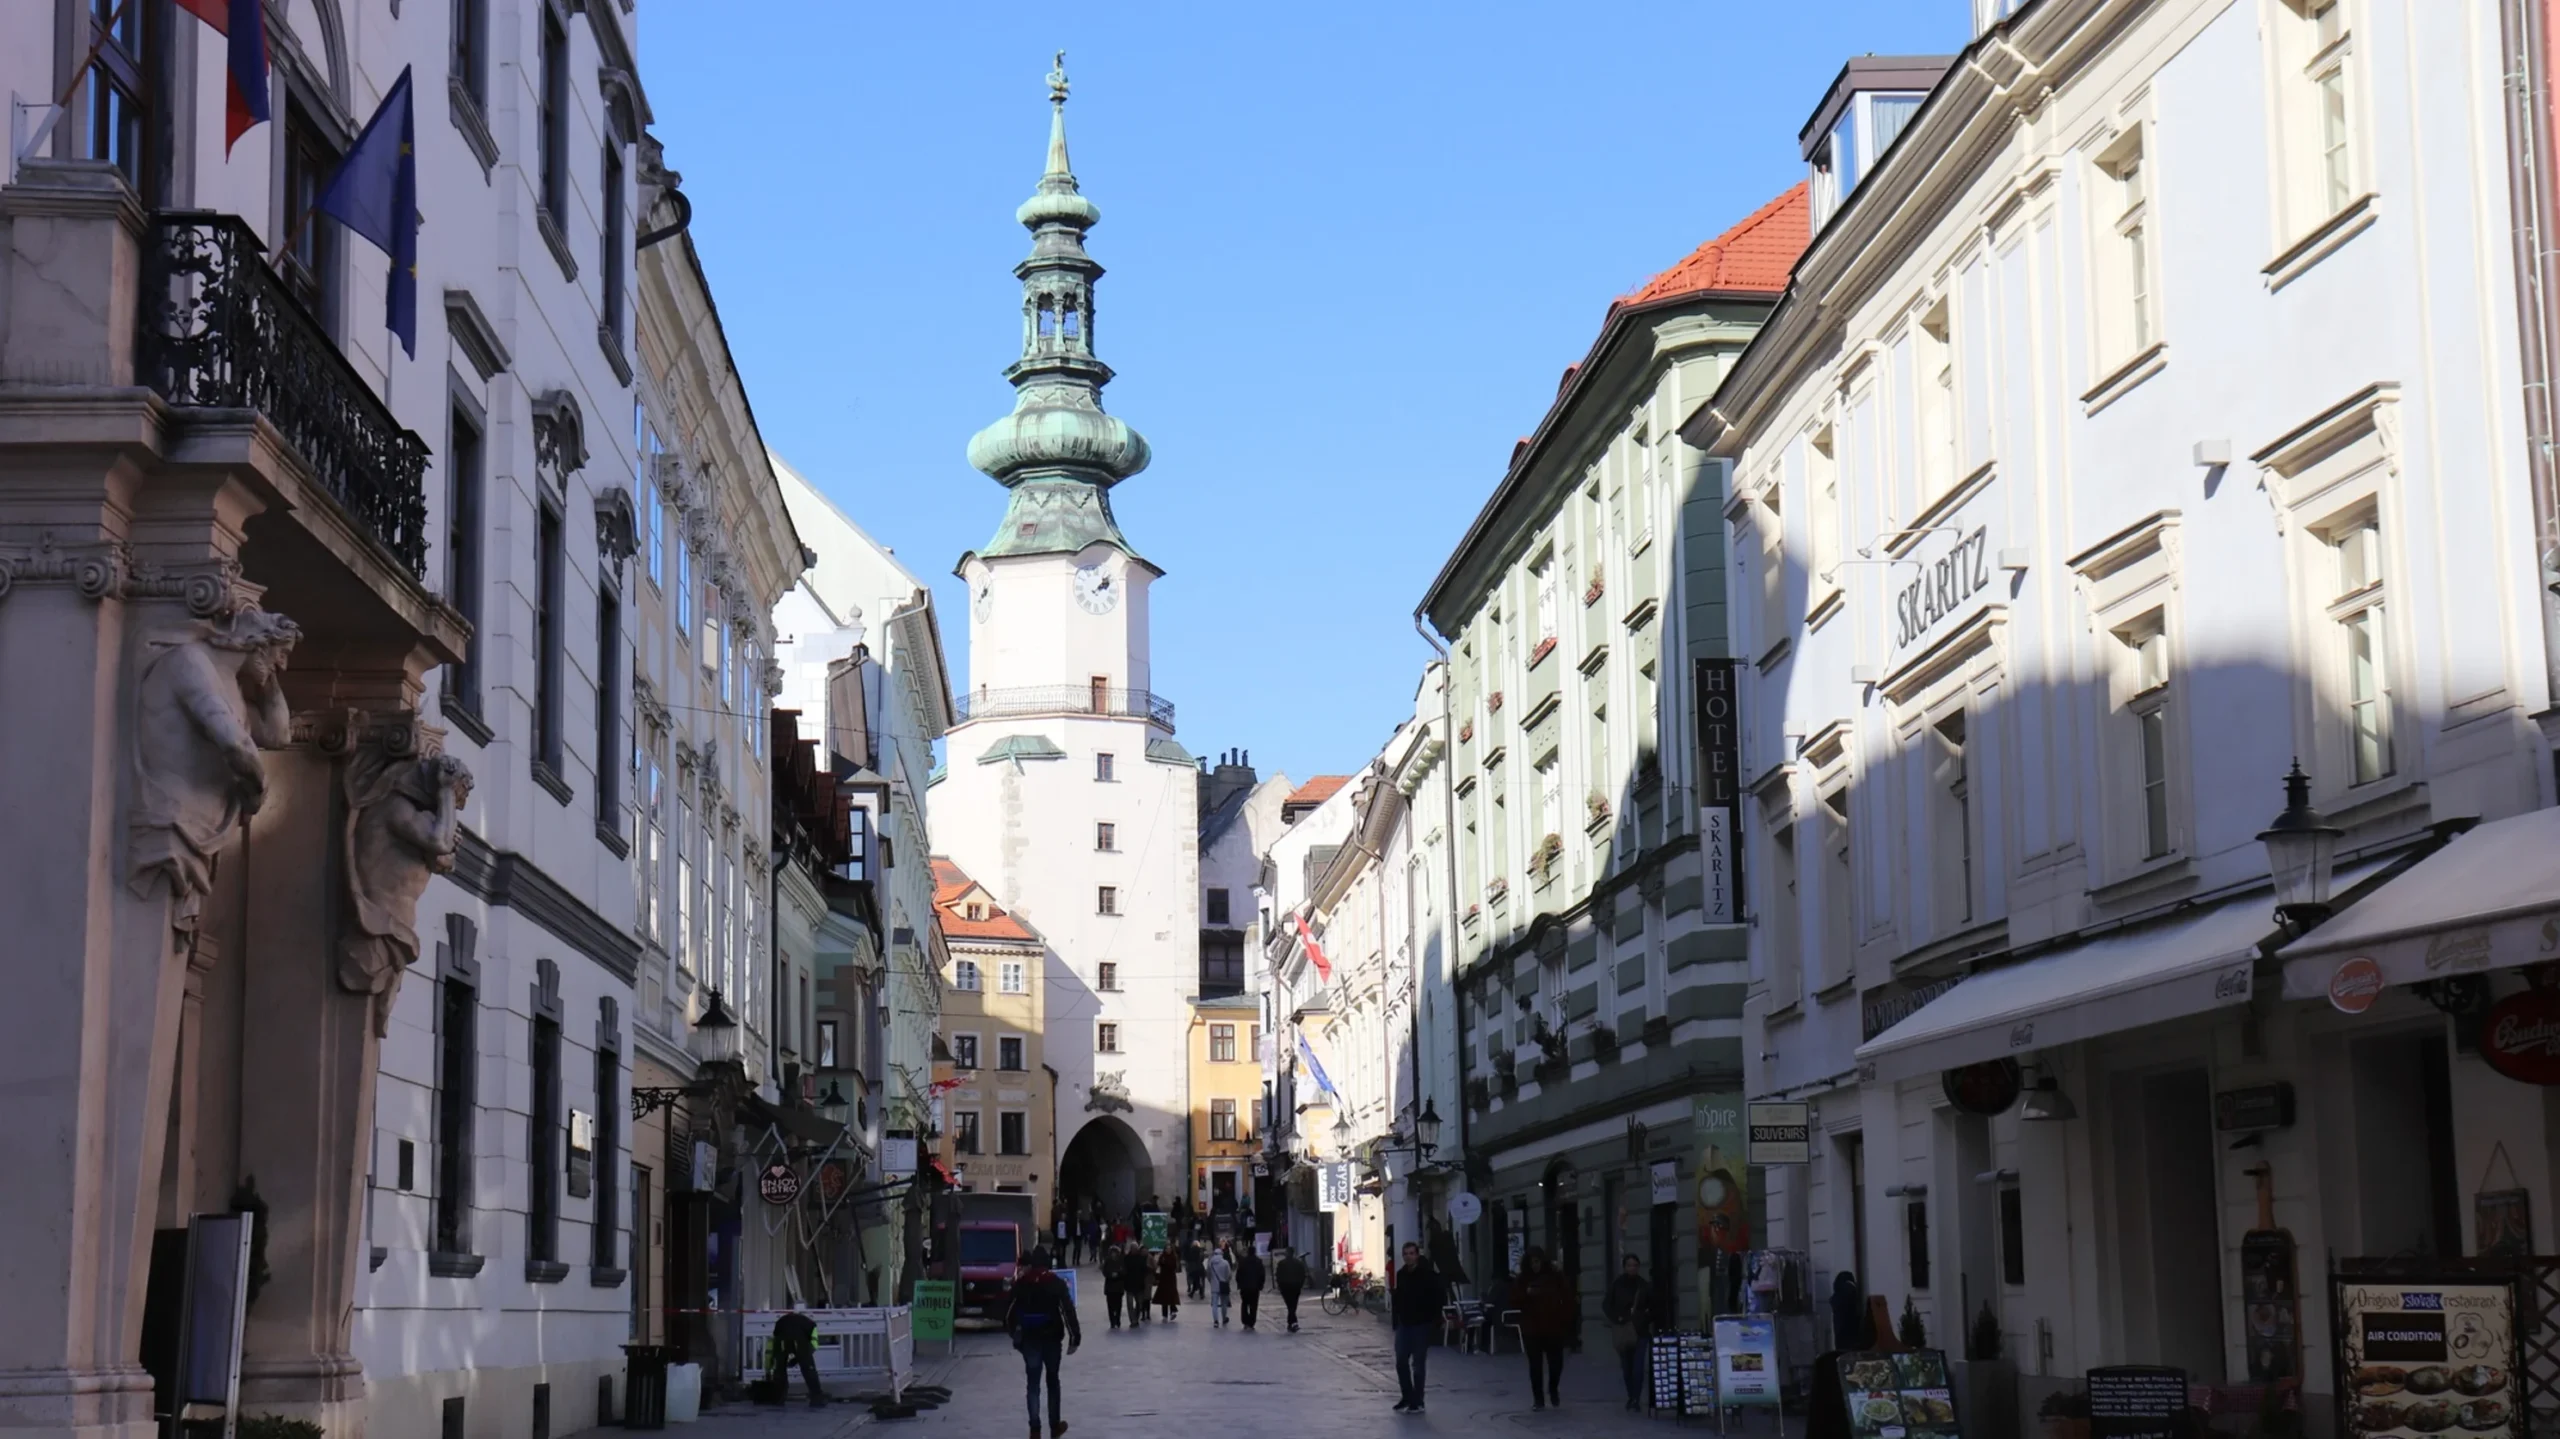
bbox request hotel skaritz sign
[1893,521,1996,654]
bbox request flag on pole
[315,67,419,356]
[1293,913,1334,983]
[1297,1035,1339,1099]
[174,0,270,154]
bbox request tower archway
[1057,1114,1155,1223]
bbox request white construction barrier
[740,1307,913,1402]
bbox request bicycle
[1320,1270,1377,1316]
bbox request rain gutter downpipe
[2500,0,2560,714]
[1412,611,1468,1199]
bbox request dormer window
[1802,57,1953,229]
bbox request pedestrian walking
[1153,1244,1182,1320]
[1084,1215,1103,1266]
[1274,1246,1308,1332]
[1389,1242,1448,1414]
[1006,1247,1082,1439]
[1207,1244,1235,1328]
[1235,1246,1267,1330]
[1829,1271,1869,1351]
[1604,1254,1657,1410]
[768,1308,827,1407]
[1101,1244,1124,1329]
[1517,1247,1575,1410]
[1183,1236,1206,1299]
[1119,1245,1152,1326]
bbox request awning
[1855,893,2284,1084]
[743,1094,847,1150]
[2279,807,2560,1000]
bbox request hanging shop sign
[1747,1101,1812,1165]
[1715,1314,1783,1407]
[1650,1160,1681,1207]
[880,1133,918,1178]
[2087,1366,2187,1439]
[2214,1083,2297,1133]
[1941,1058,2023,1116]
[1319,1162,1353,1212]
[2332,1272,2520,1439]
[1693,1095,1748,1258]
[756,1162,802,1207]
[1696,659,1741,924]
[2329,956,2386,1014]
[1447,1191,1483,1225]
[1140,1211,1170,1252]
[2480,988,2560,1085]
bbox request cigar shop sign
[2481,987,2560,1086]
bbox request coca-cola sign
[2483,988,2560,1086]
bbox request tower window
[1097,886,1119,916]
[1095,753,1116,783]
[1095,821,1117,851]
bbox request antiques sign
[1893,526,1992,651]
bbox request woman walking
[1153,1244,1183,1321]
[1517,1247,1576,1410]
[1603,1254,1657,1410]
[1206,1244,1236,1328]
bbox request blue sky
[649,2,1970,783]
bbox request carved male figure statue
[341,751,473,1035]
[128,605,301,928]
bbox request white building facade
[1691,2,2553,1433]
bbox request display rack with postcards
[2332,1271,2520,1439]
[1836,1349,1962,1439]
[1648,1331,1721,1418]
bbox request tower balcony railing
[953,683,1175,730]
[138,212,431,578]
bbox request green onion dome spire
[965,53,1152,560]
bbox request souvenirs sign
[2332,1274,2519,1439]
[1748,1101,1812,1164]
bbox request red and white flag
[1293,913,1334,983]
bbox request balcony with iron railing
[951,683,1175,730]
[138,212,431,577]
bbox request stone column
[0,160,280,1439]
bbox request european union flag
[316,66,419,357]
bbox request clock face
[1072,563,1120,615]
[972,579,993,622]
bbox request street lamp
[1414,1099,1442,1154]
[818,1079,851,1127]
[690,988,743,1068]
[1332,1112,1354,1156]
[2257,760,2343,930]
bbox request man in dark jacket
[1274,1246,1309,1332]
[1100,1243,1124,1328]
[1006,1248,1082,1439]
[1235,1247,1268,1330]
[1389,1242,1449,1413]
[769,1309,825,1407]
[1604,1254,1658,1410]
[1118,1244,1153,1326]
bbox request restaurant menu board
[1838,1349,1959,1439]
[2087,1365,2187,1439]
[2336,1277,2520,1439]
[1715,1315,1782,1407]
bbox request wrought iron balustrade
[952,683,1176,730]
[139,212,431,578]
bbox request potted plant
[1898,1295,1927,1348]
[2039,1388,2091,1439]
[1959,1301,2019,1439]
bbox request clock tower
[934,57,1198,1221]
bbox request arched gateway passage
[1057,1113,1155,1223]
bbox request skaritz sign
[1894,525,1992,651]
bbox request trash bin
[621,1345,673,1430]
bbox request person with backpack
[1274,1246,1308,1332]
[1235,1245,1267,1330]
[1006,1247,1082,1439]
[1206,1243,1236,1328]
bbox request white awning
[2279,806,2560,1000]
[1854,894,2283,1084]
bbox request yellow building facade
[932,860,1054,1217]
[1187,993,1263,1226]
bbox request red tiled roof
[931,857,1038,942]
[1285,776,1352,809]
[1621,182,1811,306]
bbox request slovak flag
[175,0,271,155]
[1293,913,1334,983]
